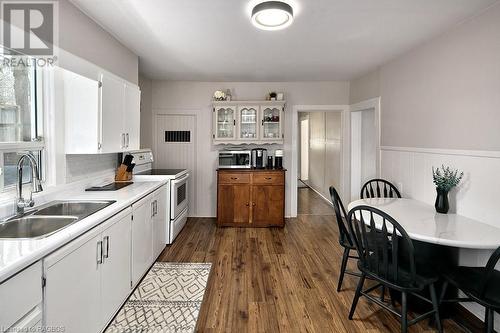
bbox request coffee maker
[251,148,267,168]
[274,149,283,169]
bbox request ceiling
[70,0,498,81]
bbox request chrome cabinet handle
[126,133,129,148]
[151,202,154,218]
[154,200,157,216]
[97,240,103,264]
[103,236,109,259]
[121,133,125,148]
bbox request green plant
[432,165,464,192]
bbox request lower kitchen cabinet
[217,169,285,227]
[152,186,167,258]
[44,209,132,333]
[131,195,154,287]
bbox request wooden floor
[158,187,465,333]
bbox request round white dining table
[348,198,500,250]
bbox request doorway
[350,98,381,201]
[297,110,343,215]
[299,116,309,188]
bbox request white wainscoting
[380,146,500,325]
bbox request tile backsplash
[65,154,119,183]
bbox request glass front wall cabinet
[260,106,283,141]
[213,106,236,140]
[212,102,284,144]
[238,106,259,140]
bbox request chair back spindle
[347,205,417,286]
[360,179,401,199]
[329,186,353,247]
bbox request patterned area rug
[105,262,212,333]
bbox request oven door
[170,173,189,219]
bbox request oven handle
[172,173,190,185]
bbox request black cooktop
[85,182,133,191]
[138,169,186,176]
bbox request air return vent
[165,131,191,143]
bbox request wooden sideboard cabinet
[217,169,285,227]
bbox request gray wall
[139,75,153,149]
[350,2,500,151]
[349,69,380,105]
[57,0,138,84]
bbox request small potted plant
[432,165,464,214]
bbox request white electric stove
[128,149,189,244]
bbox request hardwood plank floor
[158,188,465,332]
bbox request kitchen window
[0,55,44,191]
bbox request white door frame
[349,97,382,184]
[290,104,350,217]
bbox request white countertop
[0,179,168,283]
[348,198,500,250]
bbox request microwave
[218,150,251,168]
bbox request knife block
[115,164,132,182]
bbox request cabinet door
[213,106,236,140]
[101,211,132,324]
[217,184,251,225]
[44,232,102,333]
[260,106,283,141]
[124,84,141,151]
[61,68,100,153]
[152,186,168,258]
[238,105,259,140]
[252,185,285,226]
[131,196,153,286]
[100,74,125,153]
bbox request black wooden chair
[329,186,360,291]
[439,246,500,333]
[347,205,442,333]
[361,179,401,199]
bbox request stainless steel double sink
[0,200,116,239]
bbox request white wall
[148,81,350,217]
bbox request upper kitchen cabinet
[212,101,285,145]
[213,105,237,141]
[62,67,141,154]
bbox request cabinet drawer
[0,262,42,330]
[253,172,284,185]
[218,172,250,184]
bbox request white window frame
[0,60,46,193]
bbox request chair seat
[358,256,439,291]
[444,266,500,309]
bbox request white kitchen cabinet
[212,101,285,144]
[100,210,132,325]
[44,226,103,333]
[124,83,141,151]
[100,74,126,153]
[44,209,132,333]
[131,195,154,287]
[62,67,141,154]
[213,105,237,141]
[0,262,42,332]
[152,186,168,258]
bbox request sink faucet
[16,152,43,214]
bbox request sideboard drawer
[253,172,285,185]
[218,172,251,184]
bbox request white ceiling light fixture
[251,1,294,31]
